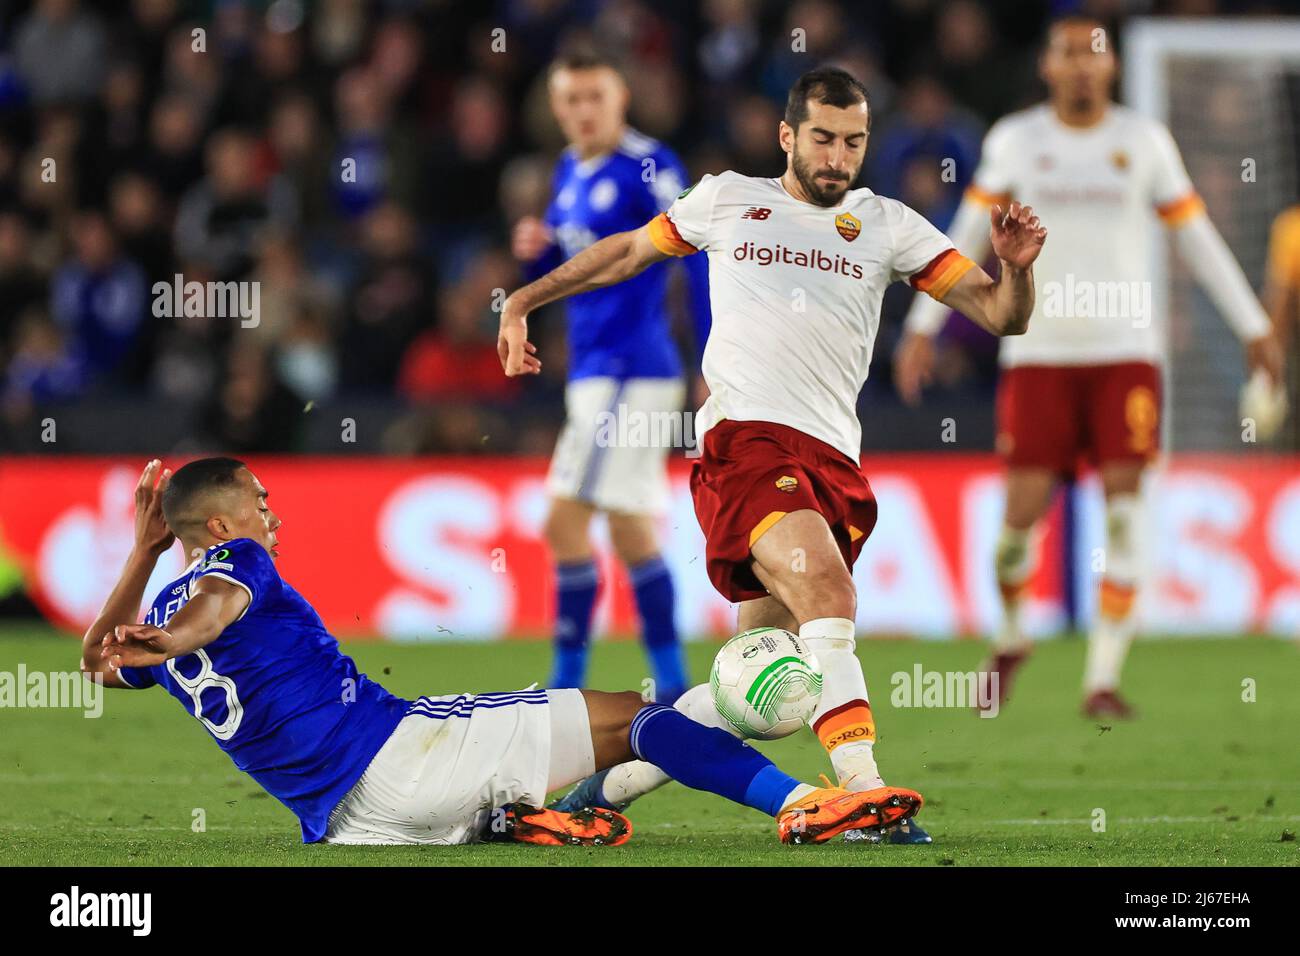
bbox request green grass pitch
[1,625,1298,866]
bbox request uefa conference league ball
[709,627,823,740]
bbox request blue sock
[629,555,687,703]
[550,560,599,688]
[629,705,803,816]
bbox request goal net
[1124,18,1300,452]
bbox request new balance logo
[741,207,772,220]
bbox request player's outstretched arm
[938,202,1046,338]
[100,575,249,672]
[80,459,175,689]
[498,225,670,376]
[1170,210,1283,385]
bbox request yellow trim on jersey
[647,212,697,256]
[912,250,977,301]
[964,185,1011,208]
[749,511,789,547]
[1155,191,1206,227]
[1267,205,1300,291]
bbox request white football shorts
[546,376,686,514]
[323,688,596,845]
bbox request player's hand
[100,624,173,670]
[1245,331,1284,387]
[511,217,553,263]
[498,298,541,376]
[133,459,174,558]
[989,202,1047,271]
[894,333,935,406]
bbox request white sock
[799,617,884,791]
[779,783,817,812]
[1084,494,1141,693]
[1083,613,1135,692]
[993,523,1036,651]
[596,683,733,807]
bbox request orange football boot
[493,803,633,847]
[778,786,923,845]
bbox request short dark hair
[1046,13,1119,55]
[784,66,871,131]
[161,456,247,533]
[547,49,624,81]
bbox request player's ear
[206,515,232,541]
[778,120,795,155]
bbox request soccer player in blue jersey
[80,458,921,846]
[512,52,711,705]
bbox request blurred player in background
[897,16,1284,717]
[500,66,1048,842]
[512,52,711,705]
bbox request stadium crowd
[0,0,1289,453]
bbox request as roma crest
[835,212,861,242]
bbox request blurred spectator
[197,342,303,452]
[0,211,47,352]
[174,127,298,279]
[3,307,85,414]
[109,171,174,282]
[331,66,422,223]
[275,303,338,404]
[868,74,985,227]
[398,249,521,404]
[49,209,148,386]
[141,92,206,201]
[338,201,431,391]
[13,0,107,106]
[266,91,331,232]
[698,0,761,89]
[427,77,511,240]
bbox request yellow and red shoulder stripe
[647,212,698,256]
[910,248,976,300]
[1155,191,1205,227]
[964,185,1011,208]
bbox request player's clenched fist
[989,201,1047,270]
[101,623,173,670]
[498,298,542,376]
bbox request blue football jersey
[119,539,411,842]
[533,128,711,380]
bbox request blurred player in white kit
[898,15,1284,717]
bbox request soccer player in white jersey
[499,66,1047,841]
[897,16,1284,718]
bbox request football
[709,627,823,740]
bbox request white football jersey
[649,171,973,460]
[968,104,1201,367]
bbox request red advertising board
[0,455,1296,639]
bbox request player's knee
[607,515,657,565]
[820,568,858,618]
[792,563,857,619]
[602,690,650,735]
[543,501,592,558]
